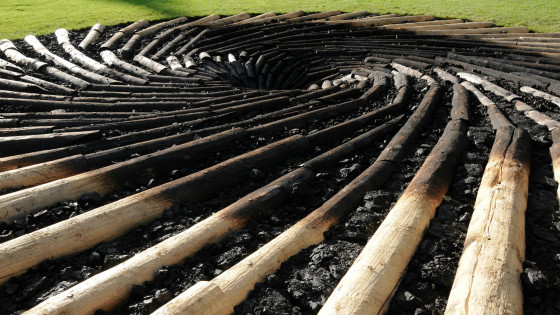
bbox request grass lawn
[0,0,558,39]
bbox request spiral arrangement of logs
[0,11,559,314]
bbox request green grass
[1,0,558,39]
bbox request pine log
[99,19,149,51]
[78,23,105,51]
[151,84,443,315]
[445,126,531,314]
[0,135,308,284]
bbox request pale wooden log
[99,19,149,51]
[446,126,530,315]
[461,81,513,129]
[0,39,90,88]
[324,11,369,21]
[514,100,560,131]
[24,168,313,314]
[205,13,251,28]
[0,126,54,136]
[55,29,148,85]
[0,130,101,155]
[78,23,104,51]
[118,17,188,57]
[165,55,184,70]
[520,86,560,107]
[434,67,459,84]
[405,21,493,31]
[285,10,342,23]
[391,62,422,78]
[0,128,248,222]
[415,26,529,36]
[231,12,277,25]
[153,85,443,315]
[457,72,519,101]
[383,19,463,29]
[24,35,117,85]
[0,78,47,93]
[324,15,435,27]
[392,71,409,89]
[0,57,23,72]
[27,117,403,314]
[320,119,468,315]
[99,50,152,78]
[0,135,307,284]
[243,11,304,26]
[451,84,470,121]
[0,155,88,192]
[132,55,168,74]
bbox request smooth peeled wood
[461,81,513,129]
[99,19,149,51]
[78,23,104,51]
[320,119,468,315]
[24,35,116,85]
[0,130,101,155]
[152,85,442,315]
[0,128,248,222]
[445,126,531,315]
[24,113,405,313]
[25,168,313,314]
[0,135,307,284]
[55,29,147,85]
[457,71,519,102]
[520,86,560,107]
[0,155,88,192]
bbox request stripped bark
[446,127,531,315]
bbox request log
[55,29,148,85]
[285,10,342,23]
[514,100,560,131]
[383,19,463,29]
[24,35,117,85]
[433,67,459,84]
[321,117,468,314]
[0,135,308,284]
[326,15,435,28]
[0,130,101,156]
[99,50,152,78]
[118,17,188,58]
[78,23,104,51]
[24,114,404,314]
[0,39,91,88]
[24,168,314,314]
[457,72,520,101]
[0,155,88,192]
[0,78,48,94]
[451,83,470,121]
[151,84,443,315]
[461,81,513,129]
[445,126,531,315]
[99,19,149,51]
[324,11,369,21]
[520,86,560,107]
[0,128,248,222]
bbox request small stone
[79,192,103,205]
[554,254,560,263]
[88,251,102,266]
[522,268,548,292]
[155,289,172,304]
[249,168,265,180]
[136,173,154,186]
